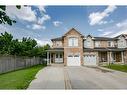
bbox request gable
[64,28,84,37]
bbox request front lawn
[103,64,127,73]
[0,64,45,89]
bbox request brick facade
[48,28,127,66]
[63,29,83,65]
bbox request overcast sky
[0,6,127,45]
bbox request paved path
[66,66,127,89]
[28,64,65,89]
[28,64,127,89]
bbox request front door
[113,52,122,62]
[55,53,63,63]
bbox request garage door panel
[67,55,80,66]
[84,55,96,66]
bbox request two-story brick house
[47,28,127,66]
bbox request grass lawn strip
[0,64,45,89]
[103,64,127,73]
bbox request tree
[0,5,21,25]
[0,32,50,57]
[0,32,13,54]
[29,44,50,57]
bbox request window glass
[60,54,62,58]
[68,55,73,57]
[95,41,100,47]
[56,54,58,58]
[68,37,78,46]
[74,55,79,57]
[108,41,111,47]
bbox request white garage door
[67,54,80,66]
[84,55,96,66]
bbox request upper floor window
[87,41,91,47]
[108,41,111,47]
[108,41,114,47]
[68,37,78,46]
[95,41,100,47]
[53,41,62,47]
[84,40,91,48]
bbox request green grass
[0,64,45,89]
[103,64,127,73]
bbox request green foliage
[0,32,50,57]
[104,64,127,72]
[0,5,21,25]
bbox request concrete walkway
[28,64,65,89]
[28,64,127,89]
[66,66,127,89]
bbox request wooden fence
[0,55,45,74]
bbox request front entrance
[99,52,108,62]
[67,54,80,66]
[112,52,122,62]
[55,53,63,63]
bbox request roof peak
[64,28,84,37]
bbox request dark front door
[113,52,122,62]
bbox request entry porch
[46,48,64,65]
[98,51,124,65]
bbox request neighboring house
[47,28,127,66]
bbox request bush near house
[0,64,44,89]
[103,64,127,73]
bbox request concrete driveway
[28,64,127,89]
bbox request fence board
[0,55,44,74]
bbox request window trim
[68,37,78,47]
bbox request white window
[87,41,91,47]
[108,41,111,47]
[108,41,114,47]
[56,41,62,47]
[84,41,91,48]
[68,37,78,46]
[95,41,100,47]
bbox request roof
[51,37,63,41]
[47,48,64,52]
[115,34,127,39]
[84,48,125,52]
[51,28,84,41]
[94,37,117,41]
[51,28,127,41]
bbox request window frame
[68,37,78,47]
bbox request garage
[67,54,80,66]
[84,55,96,66]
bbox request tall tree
[0,5,21,25]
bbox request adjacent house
[47,28,127,66]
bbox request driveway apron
[28,64,127,89]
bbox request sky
[0,5,127,46]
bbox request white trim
[50,52,51,64]
[121,51,124,63]
[47,52,49,65]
